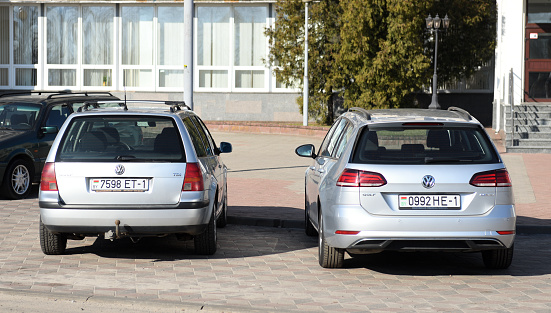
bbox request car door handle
[317,169,325,173]
[309,166,315,170]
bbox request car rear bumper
[324,204,516,252]
[40,206,210,236]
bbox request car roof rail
[0,90,70,98]
[447,106,472,121]
[166,101,191,112]
[78,100,190,113]
[79,101,103,112]
[46,91,114,99]
[348,107,372,120]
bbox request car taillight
[469,169,512,187]
[40,162,58,191]
[337,169,387,187]
[182,163,204,191]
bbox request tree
[337,0,432,109]
[432,0,497,84]
[266,0,497,122]
[265,0,341,124]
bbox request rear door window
[57,115,185,162]
[351,125,499,164]
[183,117,207,157]
[319,118,347,157]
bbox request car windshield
[351,125,499,165]
[56,115,185,162]
[0,103,41,130]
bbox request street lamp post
[426,14,450,109]
[303,0,310,126]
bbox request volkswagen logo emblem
[422,175,435,189]
[115,164,125,175]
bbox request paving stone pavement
[1,196,551,312]
[1,127,550,312]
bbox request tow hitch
[104,220,124,241]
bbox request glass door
[525,1,551,102]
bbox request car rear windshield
[351,125,500,165]
[56,115,185,162]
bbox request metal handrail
[509,68,515,147]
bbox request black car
[0,91,119,199]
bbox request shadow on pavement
[342,234,551,277]
[228,205,303,227]
[517,216,551,226]
[228,165,307,173]
[63,224,317,262]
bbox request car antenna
[123,71,128,111]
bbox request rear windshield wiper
[116,155,137,161]
[424,157,474,164]
[115,155,160,162]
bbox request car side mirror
[295,144,317,159]
[219,142,232,154]
[41,126,58,135]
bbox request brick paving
[1,198,551,312]
[0,125,550,312]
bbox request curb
[228,215,551,235]
[206,121,328,137]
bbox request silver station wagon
[296,107,515,269]
[39,101,232,255]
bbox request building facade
[494,0,551,132]
[1,0,496,123]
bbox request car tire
[318,209,344,268]
[217,187,228,228]
[482,244,514,269]
[305,197,317,237]
[194,203,217,255]
[1,158,33,200]
[39,218,67,255]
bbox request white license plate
[399,195,460,210]
[91,178,149,192]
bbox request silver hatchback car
[39,101,232,255]
[296,107,515,269]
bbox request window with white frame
[46,6,79,87]
[82,6,115,88]
[197,6,231,89]
[196,5,274,92]
[121,6,154,89]
[2,3,292,93]
[234,6,267,90]
[0,6,8,86]
[157,6,185,89]
[0,5,39,88]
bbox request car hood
[0,129,29,141]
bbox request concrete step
[506,131,551,140]
[505,124,551,133]
[515,103,551,113]
[507,138,551,147]
[506,146,551,153]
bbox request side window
[320,119,347,157]
[318,119,342,157]
[334,122,354,158]
[183,117,208,157]
[193,116,217,151]
[45,105,70,129]
[191,116,214,156]
[70,102,85,112]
